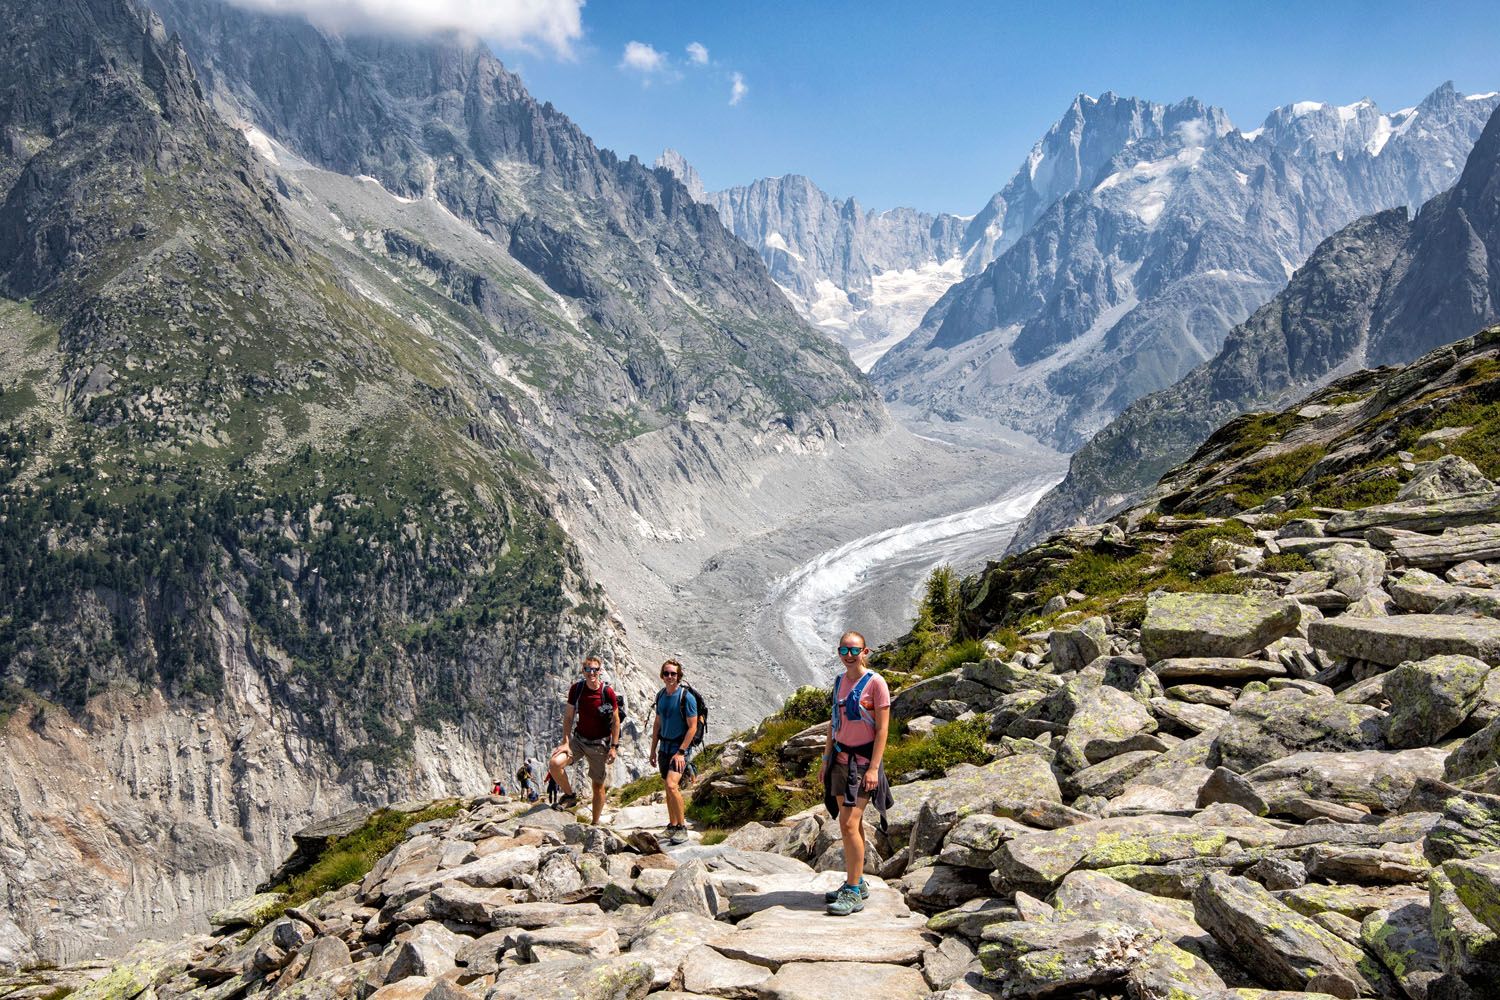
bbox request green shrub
[618,773,663,806]
[699,829,729,846]
[1226,444,1326,506]
[882,717,988,781]
[1167,521,1254,578]
[922,565,961,627]
[919,639,988,679]
[1306,474,1402,509]
[777,685,831,726]
[1259,552,1314,573]
[265,800,464,922]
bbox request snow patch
[240,125,280,166]
[1468,92,1499,101]
[1094,144,1204,225]
[356,174,415,204]
[763,231,804,262]
[1240,127,1265,141]
[1290,101,1325,117]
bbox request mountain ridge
[1011,98,1500,551]
[872,83,1500,450]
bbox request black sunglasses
[583,667,602,674]
[661,670,679,678]
[837,645,865,656]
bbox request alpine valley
[0,0,1042,964]
[7,0,1500,992]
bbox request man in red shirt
[547,656,620,824]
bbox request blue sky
[494,0,1500,216]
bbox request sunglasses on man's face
[837,645,865,657]
[661,671,679,678]
[583,667,602,674]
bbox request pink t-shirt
[832,670,890,751]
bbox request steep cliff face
[0,0,649,964]
[143,0,920,701]
[673,165,969,367]
[874,85,1500,449]
[1012,101,1500,551]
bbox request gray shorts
[568,732,610,786]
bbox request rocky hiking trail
[15,333,1500,999]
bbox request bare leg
[591,781,606,824]
[549,750,574,796]
[664,768,684,826]
[839,799,867,886]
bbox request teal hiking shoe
[826,883,867,916]
[823,877,869,904]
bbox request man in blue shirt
[651,658,698,845]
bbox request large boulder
[1213,690,1387,772]
[1309,614,1500,667]
[1141,593,1301,662]
[1443,854,1500,935]
[485,955,656,1000]
[1055,685,1158,772]
[977,919,1158,996]
[385,922,460,982]
[883,756,1061,844]
[1421,781,1500,864]
[1050,617,1109,673]
[209,892,287,929]
[1428,866,1500,980]
[1359,902,1444,1000]
[1397,456,1493,502]
[1447,719,1500,782]
[1192,873,1382,997]
[1240,748,1447,814]
[1309,544,1389,603]
[989,815,1200,896]
[1381,656,1492,748]
[648,860,718,920]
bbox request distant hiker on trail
[548,655,621,824]
[545,771,559,807]
[818,629,892,916]
[490,778,505,797]
[651,658,700,846]
[514,761,538,802]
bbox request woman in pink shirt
[817,629,892,916]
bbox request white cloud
[620,40,667,74]
[227,0,584,55]
[729,71,747,106]
[686,41,709,65]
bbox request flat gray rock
[754,961,930,1000]
[678,945,771,998]
[1310,613,1500,666]
[883,755,1061,843]
[1141,593,1302,662]
[713,925,928,968]
[1241,748,1446,814]
[484,955,656,1000]
[1151,657,1287,681]
[1213,690,1387,773]
[1326,492,1500,535]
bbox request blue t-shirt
[656,687,699,742]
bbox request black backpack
[658,685,709,749]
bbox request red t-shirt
[568,682,616,739]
